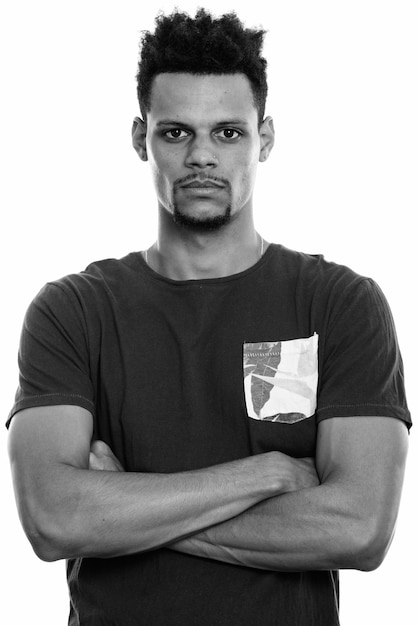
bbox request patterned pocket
[243,333,318,423]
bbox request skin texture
[8,405,320,561]
[132,73,274,280]
[9,405,408,569]
[8,72,409,572]
[168,416,408,571]
[143,73,265,224]
[88,417,408,572]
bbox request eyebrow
[156,121,184,127]
[155,119,250,127]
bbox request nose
[185,138,218,169]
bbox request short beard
[171,173,233,232]
[172,203,232,231]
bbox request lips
[179,178,225,189]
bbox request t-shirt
[8,244,411,625]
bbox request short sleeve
[7,282,95,427]
[317,278,411,429]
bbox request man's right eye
[163,129,189,140]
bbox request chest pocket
[243,333,318,424]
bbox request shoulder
[30,253,143,310]
[268,243,370,295]
[266,244,394,332]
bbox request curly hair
[136,8,268,125]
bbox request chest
[91,283,321,471]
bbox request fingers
[89,440,125,472]
[90,440,114,456]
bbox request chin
[172,204,232,231]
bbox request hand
[89,440,124,472]
[257,452,319,496]
[88,442,318,495]
[277,454,319,493]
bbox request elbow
[342,520,393,572]
[29,533,63,563]
[354,550,387,573]
[355,534,391,573]
[23,516,68,562]
[19,503,77,562]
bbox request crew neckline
[127,243,277,286]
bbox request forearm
[171,418,409,573]
[170,481,388,572]
[19,453,284,562]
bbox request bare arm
[169,417,409,572]
[7,405,318,562]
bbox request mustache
[174,174,230,189]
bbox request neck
[145,210,265,281]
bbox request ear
[258,116,275,163]
[132,116,148,161]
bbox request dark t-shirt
[8,244,411,625]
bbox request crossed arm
[169,416,408,571]
[8,405,408,571]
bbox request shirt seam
[317,402,403,412]
[16,392,94,404]
[131,244,276,286]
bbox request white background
[1,1,417,624]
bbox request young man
[7,9,411,626]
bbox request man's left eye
[215,129,241,140]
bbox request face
[134,73,273,231]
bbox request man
[7,9,411,626]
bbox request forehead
[148,73,258,125]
